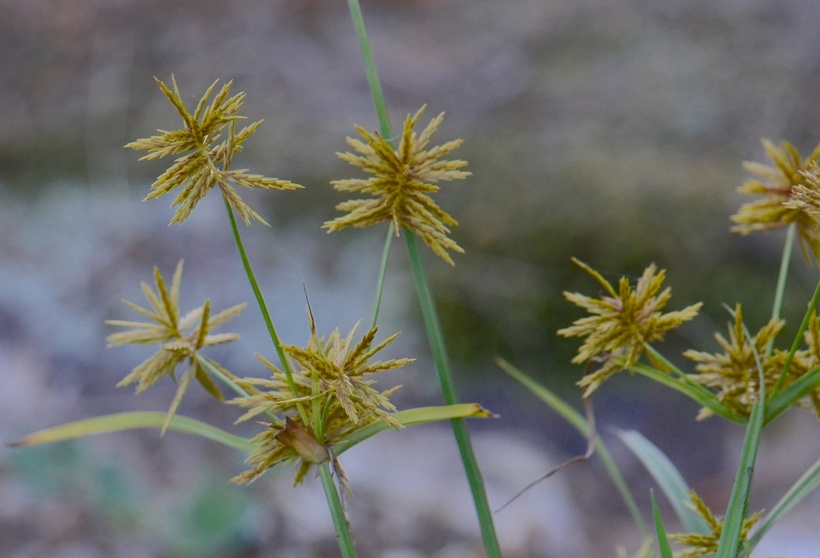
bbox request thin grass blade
[652,490,675,558]
[617,429,709,534]
[10,412,254,452]
[331,403,494,455]
[715,398,764,558]
[764,365,820,425]
[748,457,820,551]
[497,358,649,538]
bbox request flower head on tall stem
[126,76,301,225]
[324,105,470,265]
[106,260,246,431]
[229,307,412,487]
[731,139,820,260]
[558,258,702,396]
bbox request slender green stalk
[346,0,391,138]
[223,198,306,420]
[772,275,820,395]
[716,315,767,558]
[194,354,252,399]
[319,462,357,558]
[223,197,356,552]
[406,233,502,556]
[370,226,394,330]
[770,223,796,324]
[344,2,502,554]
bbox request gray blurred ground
[1,0,820,556]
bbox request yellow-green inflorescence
[558,258,702,396]
[126,76,301,225]
[324,105,470,265]
[669,491,763,558]
[106,260,246,432]
[685,304,820,419]
[229,308,412,488]
[731,139,820,260]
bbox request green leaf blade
[11,412,254,453]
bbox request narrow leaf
[331,403,494,455]
[617,429,709,534]
[748,457,820,550]
[496,358,649,538]
[631,362,746,423]
[10,412,254,453]
[652,490,675,558]
[764,365,820,425]
[716,398,764,558]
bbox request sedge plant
[12,3,820,557]
[501,139,820,557]
[12,68,494,557]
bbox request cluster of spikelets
[559,139,820,555]
[228,307,412,487]
[128,77,470,265]
[106,261,246,433]
[561,140,820,416]
[731,139,820,260]
[116,78,468,485]
[120,77,820,554]
[668,492,763,558]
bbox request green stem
[222,197,308,424]
[223,198,357,551]
[346,0,392,138]
[319,462,358,558]
[370,226,394,330]
[770,223,796,324]
[772,274,820,396]
[345,1,501,553]
[405,232,503,556]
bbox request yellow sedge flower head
[324,105,470,265]
[106,260,246,432]
[669,491,762,558]
[229,308,412,486]
[784,164,820,226]
[669,490,763,558]
[558,258,702,396]
[731,139,820,260]
[684,304,784,419]
[126,76,301,225]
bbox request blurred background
[2,0,820,556]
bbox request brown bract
[126,76,301,225]
[558,258,701,396]
[731,139,820,261]
[324,105,470,265]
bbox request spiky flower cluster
[324,105,470,265]
[669,491,762,558]
[126,76,301,225]
[558,258,702,396]
[731,139,820,260]
[229,309,412,487]
[106,261,246,431]
[685,304,820,419]
[784,164,820,227]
